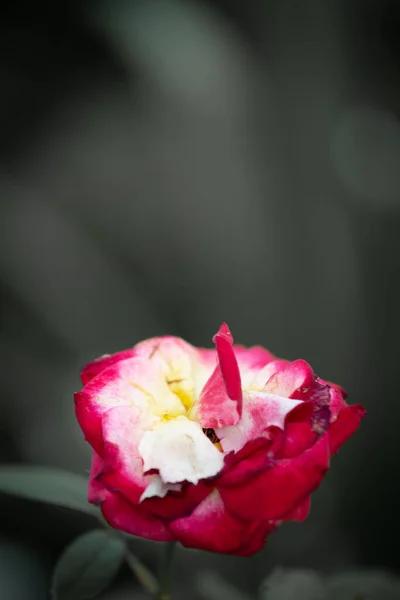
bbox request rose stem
[157,542,177,600]
[124,547,159,595]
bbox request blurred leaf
[0,465,97,516]
[326,570,400,600]
[51,530,125,600]
[260,568,326,600]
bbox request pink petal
[264,359,316,398]
[80,349,136,384]
[194,348,217,370]
[329,404,366,455]
[101,492,174,542]
[134,335,201,386]
[135,335,198,360]
[194,323,242,428]
[169,489,258,555]
[234,345,277,369]
[97,405,150,505]
[218,434,330,522]
[74,358,149,456]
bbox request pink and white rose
[74,323,365,555]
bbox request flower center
[202,427,223,452]
[166,378,194,412]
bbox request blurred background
[1,0,399,598]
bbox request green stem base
[157,542,176,600]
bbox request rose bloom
[75,323,365,556]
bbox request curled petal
[245,392,304,430]
[218,434,330,522]
[139,477,181,502]
[193,323,242,428]
[264,359,316,398]
[212,323,242,402]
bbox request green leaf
[0,465,97,516]
[326,570,400,600]
[51,530,125,600]
[260,568,327,600]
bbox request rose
[74,323,365,556]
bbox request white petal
[247,392,303,430]
[138,416,224,485]
[218,391,303,453]
[139,476,181,502]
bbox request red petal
[219,434,279,487]
[142,481,211,520]
[329,404,366,455]
[88,450,109,505]
[169,490,259,555]
[101,492,173,542]
[277,402,320,459]
[234,520,276,556]
[279,420,318,459]
[218,434,330,522]
[283,496,311,522]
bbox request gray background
[1,0,399,598]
